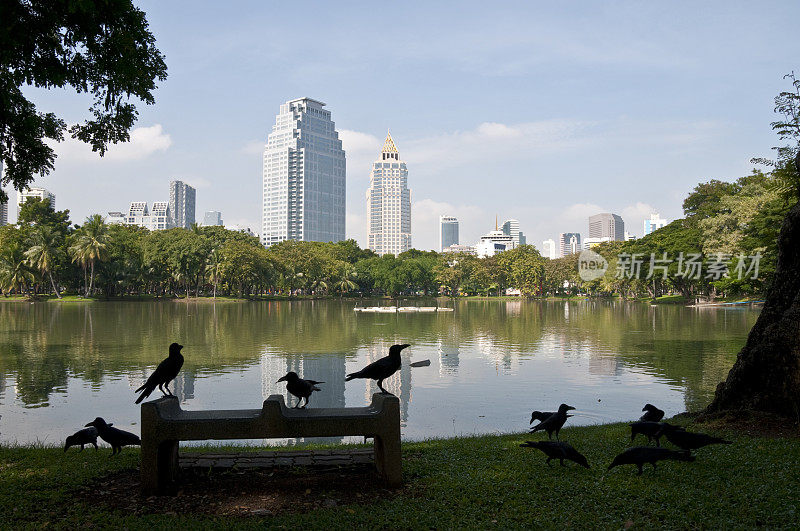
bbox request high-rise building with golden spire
[366,131,411,255]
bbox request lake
[0,299,758,445]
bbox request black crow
[85,418,141,456]
[64,426,99,452]
[629,421,682,446]
[640,403,665,422]
[345,344,410,394]
[529,404,575,440]
[607,446,695,475]
[519,440,590,468]
[659,424,733,452]
[135,343,185,404]
[529,411,557,425]
[277,371,324,408]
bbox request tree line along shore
[0,167,793,301]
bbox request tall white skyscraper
[169,180,196,229]
[440,215,459,251]
[0,198,7,226]
[262,97,346,246]
[366,132,411,256]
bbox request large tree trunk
[705,198,800,419]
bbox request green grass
[652,294,688,304]
[1,421,798,528]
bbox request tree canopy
[0,0,167,202]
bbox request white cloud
[340,129,382,184]
[53,124,172,162]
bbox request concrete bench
[140,393,401,494]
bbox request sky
[11,1,800,251]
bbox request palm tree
[0,241,34,296]
[206,248,223,299]
[333,264,358,297]
[24,225,63,298]
[69,214,110,297]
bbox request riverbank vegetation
[0,164,793,302]
[2,419,797,528]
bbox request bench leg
[373,432,402,487]
[141,439,179,494]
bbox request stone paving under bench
[179,448,375,470]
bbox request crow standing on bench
[345,344,410,394]
[277,371,324,408]
[134,342,184,404]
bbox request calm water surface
[0,299,758,445]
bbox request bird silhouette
[520,440,590,468]
[607,446,694,475]
[629,421,680,447]
[134,343,184,404]
[659,424,732,452]
[529,404,575,440]
[640,403,665,422]
[64,426,99,452]
[277,371,324,408]
[85,417,141,456]
[345,344,409,394]
[529,411,557,425]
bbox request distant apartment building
[542,239,557,259]
[643,212,667,236]
[440,215,459,251]
[442,244,476,255]
[125,201,173,231]
[107,211,126,225]
[202,211,224,226]
[558,232,581,257]
[262,97,346,247]
[624,231,637,241]
[583,236,612,249]
[476,229,514,258]
[18,187,55,212]
[366,132,412,256]
[226,224,258,238]
[501,219,526,247]
[588,213,624,241]
[169,180,196,229]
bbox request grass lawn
[1,419,798,528]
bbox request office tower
[169,180,196,229]
[366,131,412,255]
[0,196,7,226]
[440,215,459,251]
[202,211,223,226]
[558,232,581,257]
[501,219,526,247]
[476,228,514,258]
[17,187,55,212]
[262,97,346,246]
[643,212,667,236]
[588,213,624,241]
[542,239,557,259]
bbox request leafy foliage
[0,0,167,202]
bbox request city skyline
[11,2,800,251]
